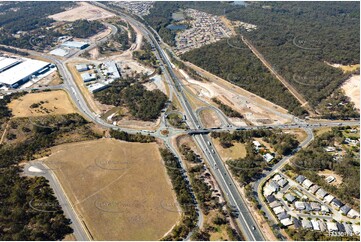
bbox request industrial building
[104,61,121,79]
[76,64,89,72]
[0,57,52,88]
[81,73,97,82]
[61,41,89,50]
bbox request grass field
[44,139,180,240]
[212,138,247,161]
[8,90,77,117]
[199,109,222,129]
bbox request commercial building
[81,73,97,82]
[104,61,121,79]
[61,41,89,49]
[0,57,51,88]
[49,48,68,57]
[76,64,89,72]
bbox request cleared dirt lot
[49,2,115,21]
[199,109,222,128]
[341,75,360,110]
[8,90,77,117]
[44,139,179,240]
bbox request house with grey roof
[340,205,351,215]
[277,211,290,221]
[302,179,313,189]
[336,222,346,233]
[284,193,296,203]
[302,219,313,229]
[310,202,321,211]
[277,178,288,188]
[295,175,306,184]
[269,180,280,191]
[293,217,302,229]
[316,188,328,199]
[331,198,343,209]
[266,195,276,203]
[309,184,319,194]
[343,223,353,235]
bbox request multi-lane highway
[4,2,359,241]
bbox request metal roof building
[61,41,89,49]
[0,58,51,88]
[0,57,22,73]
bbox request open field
[318,169,343,187]
[8,90,77,117]
[341,75,360,110]
[49,2,115,21]
[199,109,222,128]
[212,138,247,161]
[44,139,179,240]
[283,128,307,142]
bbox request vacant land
[199,109,222,128]
[44,139,179,240]
[8,90,77,117]
[342,75,360,110]
[49,2,115,21]
[212,138,247,161]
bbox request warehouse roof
[0,57,21,72]
[0,58,50,86]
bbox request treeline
[181,39,306,116]
[0,2,75,50]
[0,46,29,56]
[133,40,158,67]
[159,148,198,240]
[70,19,105,39]
[94,77,168,121]
[212,98,243,118]
[290,127,360,209]
[224,1,359,110]
[109,129,155,143]
[211,129,299,156]
[0,113,100,240]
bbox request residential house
[319,220,327,232]
[302,179,313,189]
[284,193,296,203]
[343,223,353,235]
[273,206,286,215]
[272,174,282,181]
[310,202,321,211]
[340,205,351,215]
[316,189,328,199]
[331,198,344,209]
[295,201,306,210]
[309,185,320,194]
[293,217,302,229]
[277,212,289,221]
[266,195,276,203]
[280,218,293,227]
[321,205,330,214]
[311,220,320,231]
[263,153,274,162]
[325,146,336,152]
[324,194,335,204]
[295,175,306,184]
[347,209,360,219]
[269,200,282,208]
[325,176,335,183]
[277,178,288,188]
[302,220,313,229]
[327,222,338,232]
[336,222,346,233]
[269,180,280,192]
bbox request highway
[3,2,359,241]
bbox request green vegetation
[159,148,197,241]
[290,127,360,209]
[0,1,75,50]
[181,39,305,116]
[109,129,155,143]
[94,77,168,121]
[286,228,359,241]
[212,98,243,118]
[211,129,299,185]
[0,46,29,56]
[0,113,100,240]
[70,19,105,39]
[317,89,359,120]
[167,113,187,129]
[133,40,158,67]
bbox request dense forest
[179,1,359,114]
[109,129,155,143]
[94,78,168,121]
[181,39,306,116]
[70,19,105,39]
[0,108,100,240]
[133,40,158,67]
[290,127,360,209]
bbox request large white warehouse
[0,57,51,88]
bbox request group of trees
[211,98,243,118]
[159,148,198,240]
[0,2,75,50]
[109,129,155,143]
[133,40,158,67]
[70,19,105,39]
[291,127,360,209]
[0,113,100,240]
[95,78,168,121]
